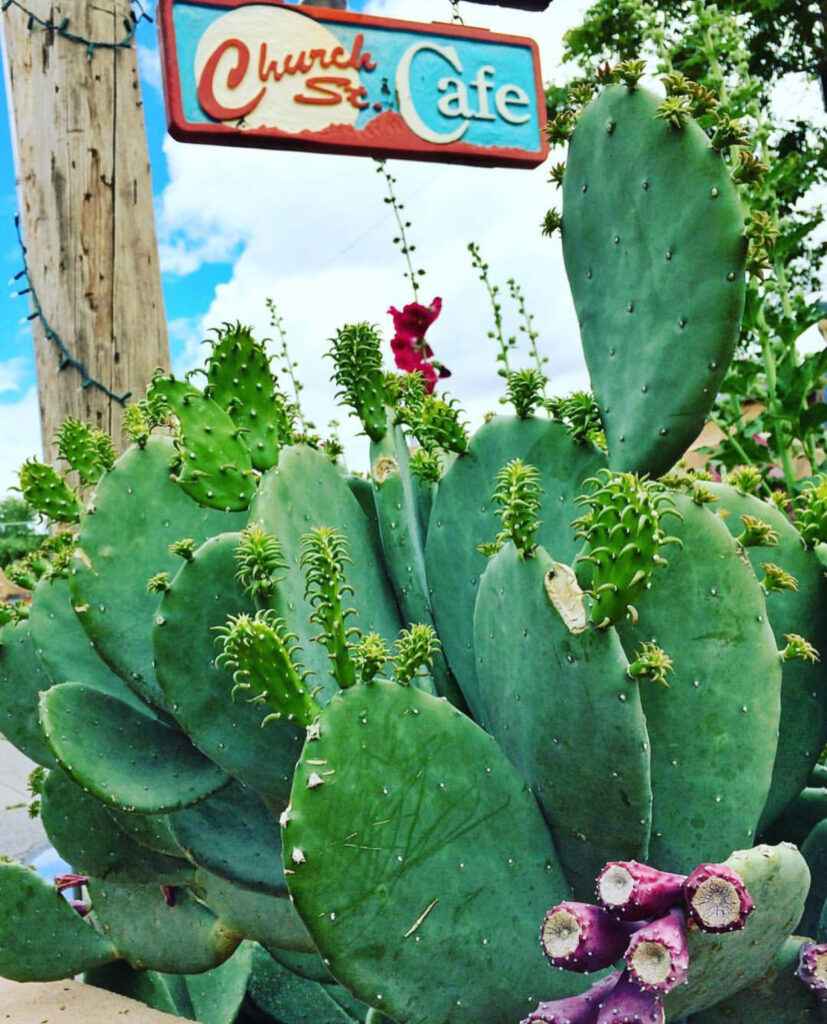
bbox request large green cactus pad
[283,680,577,1024]
[666,843,810,1018]
[251,444,402,701]
[562,85,746,476]
[40,683,229,813]
[706,483,827,830]
[426,416,605,716]
[474,542,652,897]
[29,578,145,710]
[41,769,195,885]
[0,619,56,767]
[154,532,303,807]
[0,863,116,981]
[87,877,240,973]
[168,780,286,895]
[70,437,245,710]
[618,494,781,872]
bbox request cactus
[0,70,824,1024]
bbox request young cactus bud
[737,514,778,548]
[546,392,605,447]
[540,902,638,972]
[548,162,566,189]
[726,465,763,495]
[169,537,196,561]
[235,524,286,602]
[408,447,442,484]
[353,632,390,684]
[55,418,115,485]
[655,95,691,130]
[624,907,689,992]
[215,609,319,726]
[731,150,768,185]
[328,322,388,443]
[17,459,81,524]
[626,642,673,688]
[596,861,686,922]
[505,369,547,420]
[613,58,646,89]
[794,477,827,548]
[482,459,543,560]
[682,863,754,933]
[760,562,798,594]
[146,572,171,595]
[541,209,563,237]
[781,633,820,664]
[796,942,827,1000]
[522,972,620,1024]
[595,970,665,1024]
[392,624,440,686]
[709,113,750,151]
[299,527,359,690]
[417,395,469,454]
[573,471,681,629]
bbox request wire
[0,0,151,59]
[11,214,131,405]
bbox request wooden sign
[467,1,551,9]
[157,0,548,167]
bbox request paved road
[0,736,47,862]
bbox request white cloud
[0,356,28,393]
[0,389,42,498]
[155,0,592,467]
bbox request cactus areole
[157,0,548,166]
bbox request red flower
[388,297,449,393]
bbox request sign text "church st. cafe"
[158,0,548,167]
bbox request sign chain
[450,0,464,24]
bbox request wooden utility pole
[1,0,170,459]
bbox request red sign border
[157,0,549,168]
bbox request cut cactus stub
[624,907,689,992]
[596,861,685,921]
[541,902,637,972]
[683,863,754,933]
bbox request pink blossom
[388,297,449,393]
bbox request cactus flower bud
[53,873,88,893]
[596,861,685,921]
[624,907,689,992]
[522,972,619,1024]
[540,902,638,972]
[796,942,827,999]
[683,863,754,933]
[595,970,665,1024]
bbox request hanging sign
[157,0,548,168]
[467,1,551,8]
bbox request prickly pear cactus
[0,64,824,1024]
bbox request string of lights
[0,0,151,60]
[10,214,132,405]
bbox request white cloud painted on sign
[154,0,592,470]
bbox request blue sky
[0,0,823,496]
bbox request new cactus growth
[0,65,824,1024]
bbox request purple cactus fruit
[522,972,620,1024]
[595,969,665,1024]
[796,942,827,999]
[69,899,91,917]
[624,907,689,992]
[541,902,638,972]
[683,863,754,933]
[596,861,685,921]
